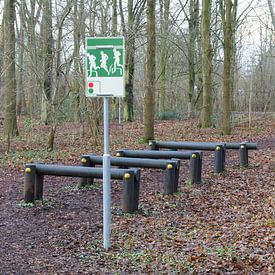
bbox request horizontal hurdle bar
[149,141,225,173]
[225,142,258,150]
[24,163,141,213]
[115,149,196,159]
[115,149,203,184]
[80,154,181,194]
[149,140,223,151]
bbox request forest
[0,0,274,273]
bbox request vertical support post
[116,150,125,157]
[240,142,248,167]
[189,152,201,184]
[133,169,140,212]
[122,171,139,213]
[103,97,111,250]
[171,159,181,192]
[164,162,176,194]
[198,152,203,183]
[79,155,94,187]
[214,144,225,173]
[149,140,159,150]
[34,174,44,201]
[24,164,36,203]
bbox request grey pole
[103,97,111,250]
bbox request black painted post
[133,170,140,212]
[171,159,181,192]
[149,140,159,150]
[34,174,44,201]
[24,164,36,203]
[116,150,125,157]
[164,162,176,194]
[78,156,94,187]
[198,152,203,183]
[115,151,128,169]
[240,142,248,167]
[189,152,201,184]
[122,171,138,213]
[214,144,225,173]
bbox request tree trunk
[40,0,53,124]
[3,0,18,139]
[72,0,84,122]
[267,0,275,30]
[25,1,41,118]
[111,0,119,120]
[144,0,156,141]
[200,0,213,128]
[187,0,199,118]
[221,0,233,134]
[0,17,4,113]
[158,0,170,117]
[17,1,27,116]
[123,0,135,122]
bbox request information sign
[85,37,125,97]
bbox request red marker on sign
[88,82,94,88]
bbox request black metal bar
[214,144,225,173]
[78,155,95,187]
[149,140,159,150]
[171,158,181,192]
[240,142,249,167]
[83,154,181,194]
[24,164,36,203]
[164,161,177,194]
[24,163,141,214]
[150,140,220,150]
[34,164,128,179]
[151,140,258,151]
[122,170,140,213]
[84,155,176,169]
[115,149,193,159]
[34,174,44,201]
[225,142,258,150]
[189,152,202,184]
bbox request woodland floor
[0,113,274,274]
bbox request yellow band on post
[191,153,197,159]
[81,158,87,164]
[216,146,221,151]
[124,173,131,179]
[167,164,173,169]
[25,167,31,173]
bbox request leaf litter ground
[0,115,274,273]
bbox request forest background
[0,0,274,150]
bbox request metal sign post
[85,37,125,250]
[103,97,111,250]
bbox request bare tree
[267,0,275,30]
[220,0,235,134]
[158,0,170,116]
[3,0,18,144]
[200,0,213,127]
[121,0,146,121]
[16,1,27,116]
[144,0,156,141]
[187,0,199,118]
[40,0,53,124]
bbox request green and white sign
[85,37,125,97]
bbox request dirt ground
[0,115,274,274]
